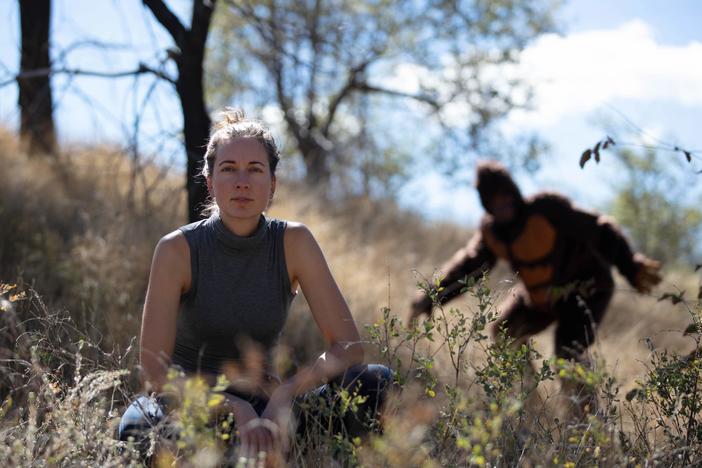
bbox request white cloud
[506,19,702,129]
[378,63,431,95]
[363,19,702,135]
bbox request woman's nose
[234,172,250,189]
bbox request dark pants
[494,278,614,360]
[118,364,393,457]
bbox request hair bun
[213,107,246,131]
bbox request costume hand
[632,253,662,294]
[410,291,433,321]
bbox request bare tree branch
[354,82,441,110]
[213,0,555,185]
[142,0,216,221]
[190,0,214,51]
[56,39,135,59]
[142,0,188,49]
[224,0,320,72]
[271,59,300,140]
[323,59,373,137]
[305,0,323,130]
[0,63,176,88]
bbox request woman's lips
[232,196,254,202]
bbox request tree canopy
[610,147,702,266]
[206,0,559,193]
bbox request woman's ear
[206,175,213,196]
[269,174,277,202]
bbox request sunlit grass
[1,129,701,465]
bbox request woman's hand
[229,395,285,467]
[238,417,281,467]
[260,384,293,448]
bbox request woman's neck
[219,212,262,237]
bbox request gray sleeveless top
[171,214,294,376]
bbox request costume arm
[412,230,496,316]
[541,194,661,291]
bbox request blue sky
[399,0,702,224]
[0,0,700,226]
[564,0,701,44]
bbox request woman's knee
[336,364,393,393]
[118,395,166,441]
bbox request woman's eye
[221,166,235,172]
[249,167,264,173]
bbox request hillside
[1,129,701,465]
[1,126,697,388]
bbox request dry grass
[268,181,697,391]
[0,128,185,350]
[1,128,701,465]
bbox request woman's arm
[139,230,191,393]
[265,223,363,408]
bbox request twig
[0,63,176,88]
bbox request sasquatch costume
[412,161,661,359]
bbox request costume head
[475,160,524,214]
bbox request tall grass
[1,129,701,465]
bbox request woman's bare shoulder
[282,221,325,270]
[283,220,311,235]
[282,221,318,249]
[156,229,189,256]
[151,230,191,282]
[148,229,191,292]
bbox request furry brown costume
[412,161,661,359]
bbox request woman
[118,109,391,462]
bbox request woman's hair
[202,108,280,179]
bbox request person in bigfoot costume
[411,161,661,409]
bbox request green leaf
[658,291,685,305]
[625,388,642,402]
[594,147,601,163]
[579,148,592,169]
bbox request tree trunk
[143,0,214,222]
[18,0,56,155]
[302,144,330,186]
[176,42,211,223]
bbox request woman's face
[207,137,275,223]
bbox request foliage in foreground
[1,276,702,466]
